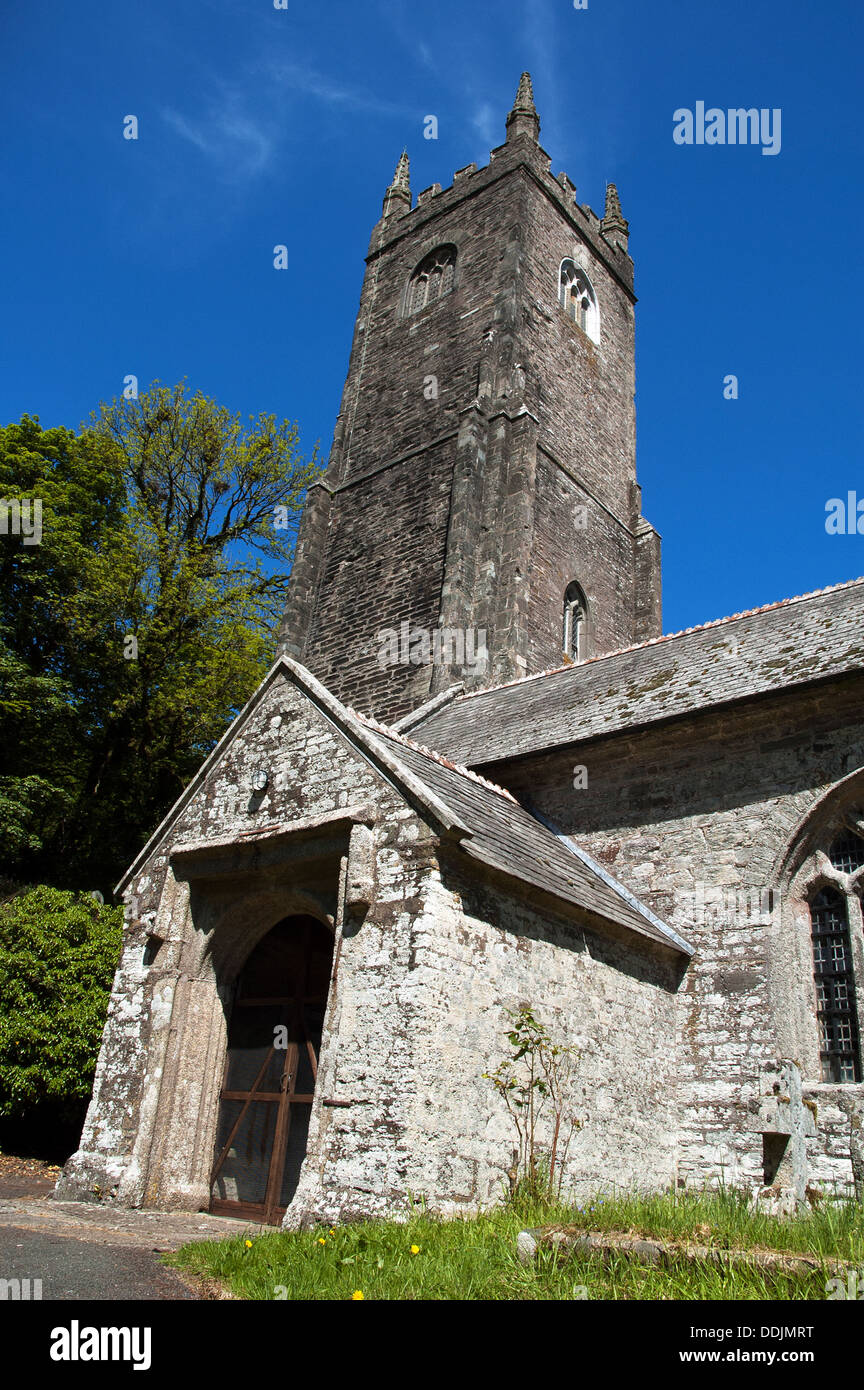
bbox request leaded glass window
[809,887,861,1083]
[828,829,864,874]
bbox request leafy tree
[0,886,123,1121]
[0,383,320,889]
[0,416,127,873]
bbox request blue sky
[1,0,862,636]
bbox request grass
[166,1187,864,1301]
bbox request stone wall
[528,444,646,670]
[289,438,455,720]
[296,857,680,1224]
[489,675,864,1196]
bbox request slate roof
[117,654,690,955]
[358,716,692,956]
[407,577,864,767]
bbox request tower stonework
[279,75,661,722]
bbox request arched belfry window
[563,582,588,662]
[808,885,861,1083]
[559,260,599,343]
[407,245,456,315]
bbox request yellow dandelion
[410,1244,420,1254]
[244,1239,253,1249]
[352,1289,364,1300]
[318,1237,326,1245]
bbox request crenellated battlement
[374,77,633,293]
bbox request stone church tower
[279,74,661,720]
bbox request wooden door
[209,916,333,1224]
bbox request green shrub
[0,885,122,1120]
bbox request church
[59,75,864,1226]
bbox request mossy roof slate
[408,578,864,766]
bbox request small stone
[516,1230,538,1265]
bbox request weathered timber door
[209,915,333,1225]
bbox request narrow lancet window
[563,582,587,662]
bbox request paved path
[0,1195,263,1301]
[0,1226,197,1300]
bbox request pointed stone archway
[100,814,360,1219]
[209,914,334,1225]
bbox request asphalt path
[0,1224,195,1300]
[0,1173,255,1302]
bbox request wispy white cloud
[521,0,561,151]
[376,0,440,77]
[158,50,415,193]
[471,102,496,145]
[161,92,275,180]
[264,59,412,118]
[415,39,436,74]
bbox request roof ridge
[450,574,864,705]
[353,709,519,804]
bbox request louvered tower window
[407,246,456,314]
[809,886,861,1083]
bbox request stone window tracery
[558,260,600,343]
[407,245,456,315]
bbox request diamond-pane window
[809,887,861,1083]
[829,829,864,874]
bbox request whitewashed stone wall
[295,862,679,1225]
[60,667,681,1222]
[495,677,864,1198]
